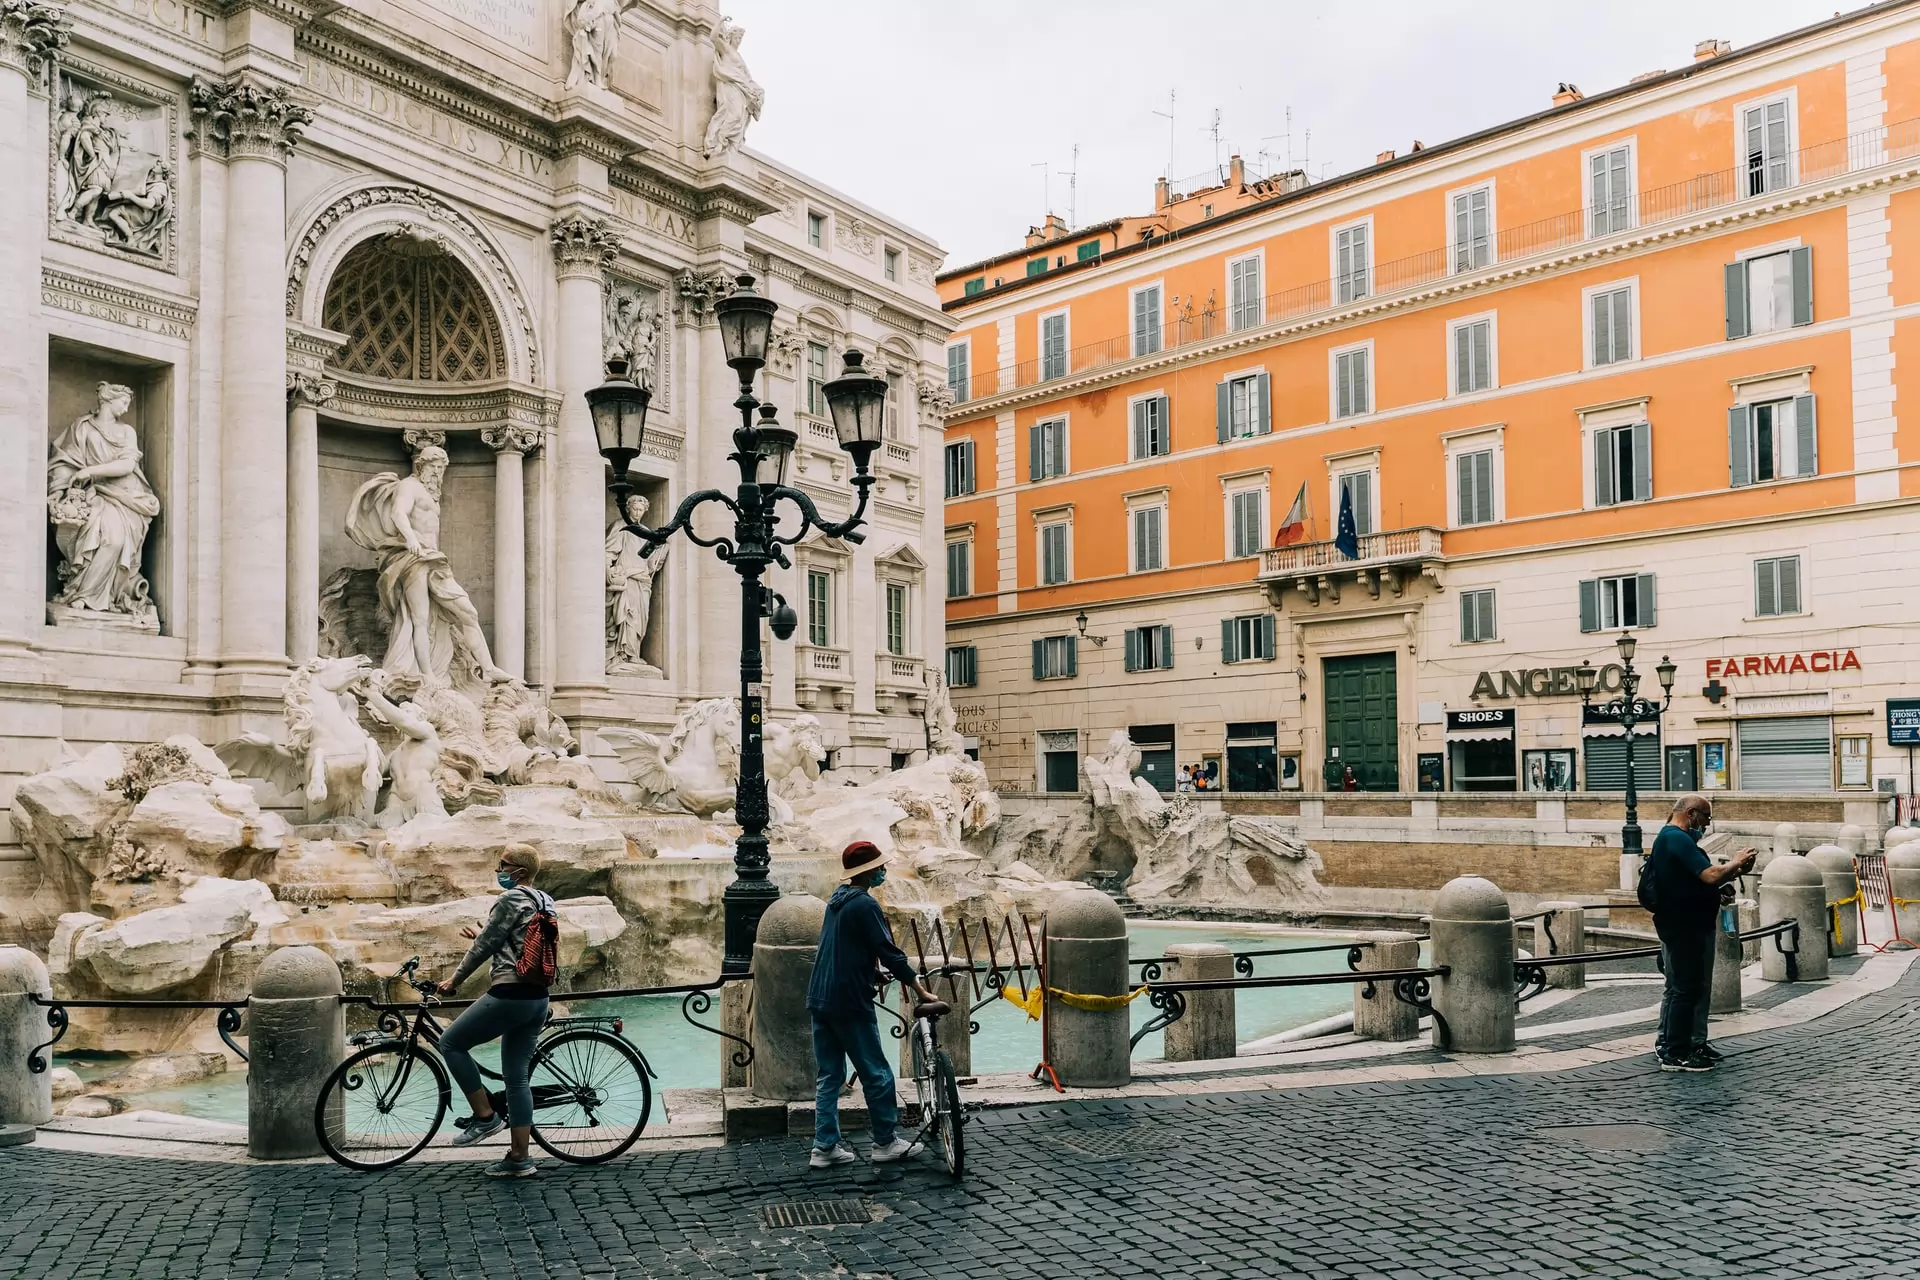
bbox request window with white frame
[1743,98,1791,196]
[946,342,970,403]
[883,247,900,281]
[1335,222,1370,303]
[1130,393,1170,460]
[1579,572,1656,632]
[944,644,977,688]
[1592,422,1651,506]
[806,343,829,416]
[1228,254,1263,330]
[1455,448,1496,526]
[806,211,826,249]
[1730,395,1817,486]
[1754,555,1802,617]
[1221,613,1276,663]
[1219,372,1268,441]
[806,569,833,646]
[1041,312,1068,380]
[884,582,908,655]
[1336,468,1376,537]
[1039,520,1071,585]
[1130,503,1165,572]
[1333,345,1370,419]
[1460,588,1496,643]
[1450,316,1494,395]
[1589,283,1634,366]
[944,440,975,497]
[1227,486,1266,559]
[1451,185,1492,272]
[1132,284,1163,356]
[1124,625,1174,672]
[884,371,904,438]
[1588,145,1632,236]
[945,539,970,599]
[1029,418,1068,481]
[1727,247,1810,338]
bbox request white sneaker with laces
[869,1137,923,1163]
[451,1113,505,1146]
[809,1144,857,1169]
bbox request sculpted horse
[601,698,741,816]
[217,655,385,824]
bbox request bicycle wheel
[314,1042,450,1171]
[931,1048,964,1178]
[528,1029,653,1164]
[909,1022,935,1127]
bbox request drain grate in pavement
[1039,1127,1176,1160]
[1537,1123,1681,1151]
[759,1199,876,1229]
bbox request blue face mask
[869,869,887,887]
[496,871,517,891]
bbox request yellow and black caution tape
[1829,890,1865,946]
[998,983,1150,1021]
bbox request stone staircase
[1084,871,1144,917]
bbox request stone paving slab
[4,956,1918,1278]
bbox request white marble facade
[0,0,952,857]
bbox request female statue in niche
[47,381,160,627]
[605,492,667,675]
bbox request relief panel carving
[50,61,178,270]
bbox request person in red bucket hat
[804,839,938,1169]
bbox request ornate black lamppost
[586,273,886,975]
[1577,632,1678,883]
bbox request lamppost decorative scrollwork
[1577,634,1677,887]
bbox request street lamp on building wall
[587,273,886,975]
[1576,632,1678,888]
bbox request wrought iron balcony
[1257,526,1446,607]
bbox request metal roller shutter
[1582,733,1663,792]
[1737,716,1832,791]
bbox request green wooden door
[1323,653,1399,790]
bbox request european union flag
[1334,484,1360,559]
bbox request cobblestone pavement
[4,967,1917,1280]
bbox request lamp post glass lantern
[588,273,879,975]
[1579,631,1676,888]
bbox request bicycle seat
[913,1000,952,1020]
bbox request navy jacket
[806,884,918,1018]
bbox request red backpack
[512,887,560,987]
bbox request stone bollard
[1711,911,1745,1014]
[1738,897,1761,962]
[1535,901,1587,989]
[1838,823,1866,858]
[898,968,973,1079]
[1759,855,1828,982]
[1806,844,1860,958]
[1162,943,1235,1062]
[749,893,827,1102]
[1762,822,1797,875]
[1043,890,1130,1087]
[248,945,344,1160]
[1429,876,1515,1054]
[0,947,54,1136]
[1889,844,1920,942]
[1352,931,1420,1041]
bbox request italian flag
[1274,482,1308,547]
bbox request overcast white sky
[726,0,1851,269]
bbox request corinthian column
[284,372,335,664]
[189,74,310,679]
[550,214,616,698]
[482,424,542,681]
[0,1,68,660]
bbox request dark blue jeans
[811,1009,898,1150]
[1654,922,1715,1060]
[439,992,548,1128]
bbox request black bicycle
[314,958,655,1171]
[902,969,966,1178]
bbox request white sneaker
[869,1137,923,1163]
[451,1113,504,1147]
[808,1144,857,1169]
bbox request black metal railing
[1131,939,1370,981]
[1129,965,1451,1049]
[27,995,249,1073]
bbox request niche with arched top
[321,236,504,384]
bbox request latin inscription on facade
[90,0,219,46]
[612,188,696,247]
[410,0,543,55]
[301,60,552,182]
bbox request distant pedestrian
[1176,765,1193,793]
[435,843,558,1177]
[1644,796,1755,1072]
[806,841,938,1169]
[1341,764,1359,792]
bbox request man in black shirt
[1647,796,1755,1072]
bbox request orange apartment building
[937,3,1920,800]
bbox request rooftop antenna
[1201,106,1223,178]
[1152,89,1176,181]
[1063,142,1080,228]
[1031,160,1049,221]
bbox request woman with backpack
[435,842,558,1177]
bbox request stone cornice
[41,265,196,339]
[555,119,629,167]
[610,166,698,219]
[188,71,310,161]
[0,0,69,81]
[295,27,554,155]
[326,377,560,433]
